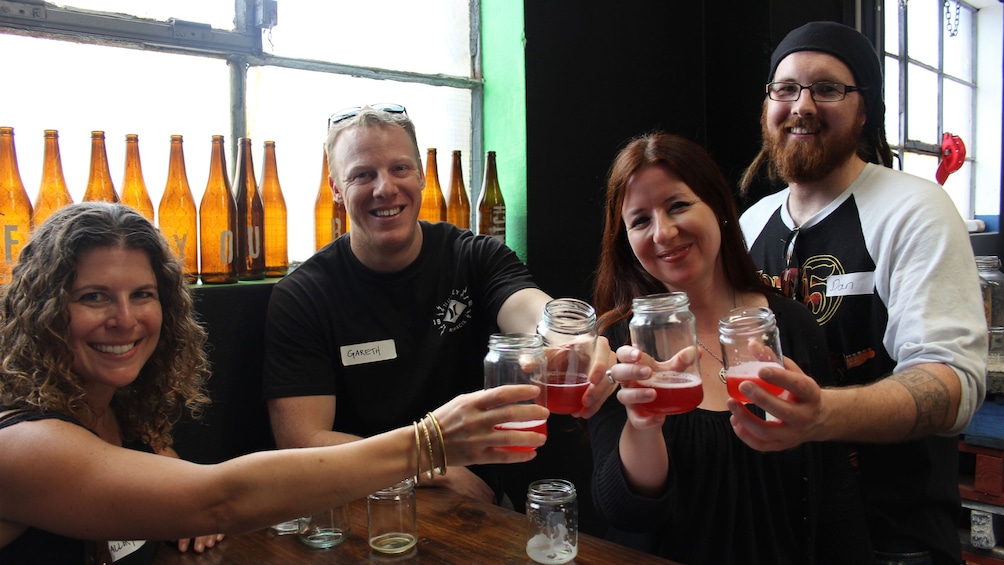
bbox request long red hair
[593,132,766,343]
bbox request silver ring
[605,369,615,385]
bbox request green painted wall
[481,0,528,261]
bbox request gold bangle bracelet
[412,421,423,485]
[420,417,435,480]
[426,412,447,475]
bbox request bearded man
[736,21,986,565]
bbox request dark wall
[524,0,855,302]
[171,282,276,464]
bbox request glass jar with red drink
[628,293,703,415]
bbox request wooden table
[152,486,677,564]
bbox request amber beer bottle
[158,135,198,283]
[446,150,470,229]
[418,148,445,223]
[120,134,155,222]
[0,127,33,284]
[199,135,238,284]
[83,131,120,203]
[336,195,349,237]
[34,130,73,226]
[260,141,288,277]
[476,151,505,243]
[314,149,334,251]
[234,137,265,280]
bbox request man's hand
[726,355,825,451]
[573,336,617,419]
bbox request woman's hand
[176,533,225,553]
[432,385,549,467]
[608,344,698,430]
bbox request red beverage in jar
[495,419,548,451]
[725,361,785,403]
[534,371,589,415]
[634,371,702,415]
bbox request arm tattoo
[888,367,951,437]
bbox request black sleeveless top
[0,408,162,564]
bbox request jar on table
[525,479,578,564]
[976,256,1004,368]
[367,478,417,554]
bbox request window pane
[943,5,973,81]
[264,1,472,77]
[247,66,473,261]
[884,57,902,144]
[0,34,230,213]
[907,63,939,142]
[907,0,940,67]
[940,160,972,218]
[943,79,973,143]
[884,0,900,56]
[55,0,235,30]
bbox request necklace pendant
[718,368,727,385]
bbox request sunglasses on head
[327,103,408,129]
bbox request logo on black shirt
[433,288,473,335]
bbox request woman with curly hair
[0,202,548,564]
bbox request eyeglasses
[766,81,859,102]
[327,103,407,129]
[780,227,801,301]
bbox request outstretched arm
[0,386,547,544]
[728,360,961,451]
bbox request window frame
[0,0,486,197]
[883,0,978,215]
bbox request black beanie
[768,21,885,133]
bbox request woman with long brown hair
[588,132,872,564]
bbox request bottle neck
[0,132,24,185]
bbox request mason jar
[536,298,597,414]
[525,479,578,564]
[484,333,548,448]
[367,478,417,554]
[628,292,702,414]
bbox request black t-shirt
[262,221,538,437]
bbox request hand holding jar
[622,292,704,416]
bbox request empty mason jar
[367,478,417,554]
[526,479,578,564]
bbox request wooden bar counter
[152,486,677,564]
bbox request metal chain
[944,0,961,38]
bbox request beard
[761,107,864,184]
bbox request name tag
[340,339,397,366]
[108,540,146,562]
[826,271,875,297]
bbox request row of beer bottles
[0,127,289,285]
[415,147,505,243]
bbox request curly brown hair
[0,202,210,451]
